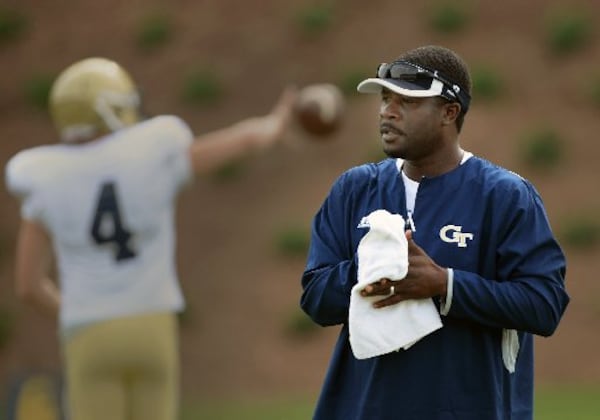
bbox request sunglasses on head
[376,61,470,112]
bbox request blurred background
[0,0,599,418]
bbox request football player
[5,57,297,420]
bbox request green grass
[535,384,600,419]
[4,383,600,419]
[181,397,315,420]
[178,385,600,419]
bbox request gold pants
[62,312,179,420]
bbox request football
[294,83,344,137]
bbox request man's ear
[441,102,461,126]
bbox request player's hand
[189,86,298,175]
[360,230,448,309]
[237,85,298,149]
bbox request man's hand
[360,230,448,309]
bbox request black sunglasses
[376,61,470,112]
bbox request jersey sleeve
[159,115,194,187]
[5,149,46,221]
[148,115,195,190]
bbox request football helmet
[49,57,141,143]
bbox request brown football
[294,83,345,137]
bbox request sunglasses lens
[376,63,389,78]
[377,62,423,80]
[390,63,413,79]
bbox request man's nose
[380,101,400,120]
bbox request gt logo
[439,225,474,248]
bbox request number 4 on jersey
[90,182,137,261]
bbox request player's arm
[14,219,60,318]
[188,86,297,175]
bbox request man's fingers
[361,278,391,296]
[373,293,403,308]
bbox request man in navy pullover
[300,45,569,419]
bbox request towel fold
[502,328,519,373]
[349,209,443,359]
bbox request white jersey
[5,115,194,333]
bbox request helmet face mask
[49,58,141,143]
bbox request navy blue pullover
[301,157,569,420]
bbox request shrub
[519,127,565,170]
[294,4,334,37]
[427,1,471,34]
[24,73,55,109]
[136,13,173,51]
[544,10,592,55]
[181,69,223,105]
[0,307,15,350]
[561,216,600,250]
[587,75,600,107]
[471,66,503,101]
[284,308,319,337]
[337,68,370,96]
[275,226,310,257]
[210,159,246,182]
[0,7,27,44]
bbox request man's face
[378,88,446,160]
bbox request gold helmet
[49,57,141,143]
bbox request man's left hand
[360,230,448,309]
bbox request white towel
[502,329,519,373]
[349,209,443,359]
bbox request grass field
[181,395,314,420]
[534,384,600,420]
[181,384,600,419]
[2,383,599,419]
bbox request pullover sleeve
[300,173,358,326]
[448,180,569,336]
